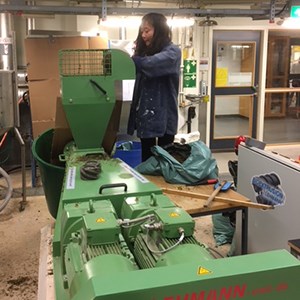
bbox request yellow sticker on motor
[197,266,212,275]
[96,218,106,223]
[169,212,180,218]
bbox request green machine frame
[46,49,300,300]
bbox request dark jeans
[140,134,174,162]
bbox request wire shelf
[59,49,112,76]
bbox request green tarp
[136,141,218,185]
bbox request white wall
[35,14,77,31]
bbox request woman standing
[127,13,181,162]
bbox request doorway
[210,30,261,150]
[263,32,300,144]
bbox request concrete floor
[0,170,53,300]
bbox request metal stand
[14,127,27,211]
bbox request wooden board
[288,239,300,257]
[145,175,270,215]
[38,224,55,300]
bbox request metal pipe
[14,127,27,211]
[0,7,13,71]
[178,26,185,107]
[0,4,20,129]
[187,106,196,133]
[0,5,269,17]
[26,1,36,35]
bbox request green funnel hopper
[59,49,135,150]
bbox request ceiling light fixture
[198,16,218,26]
[97,16,194,28]
[100,16,141,28]
[279,17,300,28]
[167,18,195,28]
[81,30,108,38]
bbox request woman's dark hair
[134,13,172,56]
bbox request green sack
[135,141,218,185]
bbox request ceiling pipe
[26,1,36,35]
[0,4,272,18]
[269,0,276,23]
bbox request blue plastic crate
[113,141,141,168]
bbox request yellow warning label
[197,267,212,275]
[96,218,106,223]
[169,212,180,218]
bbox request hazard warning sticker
[197,267,212,275]
[96,218,106,223]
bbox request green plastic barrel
[32,129,65,218]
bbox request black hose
[80,160,101,180]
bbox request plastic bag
[116,141,133,150]
[212,214,235,246]
[135,140,218,185]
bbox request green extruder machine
[40,49,300,299]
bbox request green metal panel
[121,194,176,221]
[154,207,195,238]
[155,244,213,267]
[83,211,120,245]
[61,155,162,214]
[58,200,118,253]
[120,193,177,242]
[59,49,135,149]
[53,250,300,300]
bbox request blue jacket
[127,43,181,138]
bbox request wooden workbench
[145,175,261,255]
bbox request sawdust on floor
[0,195,54,300]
